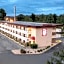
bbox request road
[0,33,64,64]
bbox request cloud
[8,0,18,3]
[0,0,9,6]
[50,0,64,3]
[0,0,64,15]
[36,7,64,12]
[34,6,64,15]
[0,0,18,6]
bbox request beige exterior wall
[0,22,57,47]
[35,28,53,47]
[31,28,36,37]
[31,28,36,44]
[27,27,36,44]
[27,27,55,47]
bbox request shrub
[27,51,29,53]
[43,49,45,50]
[37,49,43,52]
[46,46,50,49]
[40,49,43,52]
[20,49,26,54]
[30,44,38,49]
[37,50,40,52]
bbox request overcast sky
[0,0,64,16]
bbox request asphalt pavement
[0,33,64,64]
[0,33,24,53]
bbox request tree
[17,14,25,21]
[0,8,6,20]
[47,60,51,64]
[16,13,64,24]
[30,13,35,22]
[35,15,40,22]
[46,14,54,23]
[59,15,64,24]
[24,15,32,21]
[53,14,57,23]
[39,14,46,22]
[47,50,64,64]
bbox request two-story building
[0,21,62,47]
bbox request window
[16,25,18,28]
[24,27,27,31]
[23,40,25,43]
[20,26,22,29]
[28,34,31,38]
[11,30,12,32]
[24,27,25,30]
[13,30,14,33]
[52,38,56,43]
[19,32,21,35]
[52,32,56,35]
[16,31,17,34]
[23,34,26,37]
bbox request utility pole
[14,6,16,21]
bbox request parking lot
[0,33,24,53]
[0,33,64,64]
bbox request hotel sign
[42,28,47,36]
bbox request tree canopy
[17,13,64,24]
[0,8,64,24]
[30,13,35,22]
[0,8,6,20]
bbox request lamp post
[14,6,16,22]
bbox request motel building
[0,21,62,48]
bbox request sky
[0,0,64,16]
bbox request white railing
[56,28,61,32]
[0,28,28,42]
[0,24,28,34]
[56,34,61,38]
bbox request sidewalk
[11,41,62,55]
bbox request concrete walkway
[11,42,62,55]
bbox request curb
[11,42,61,55]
